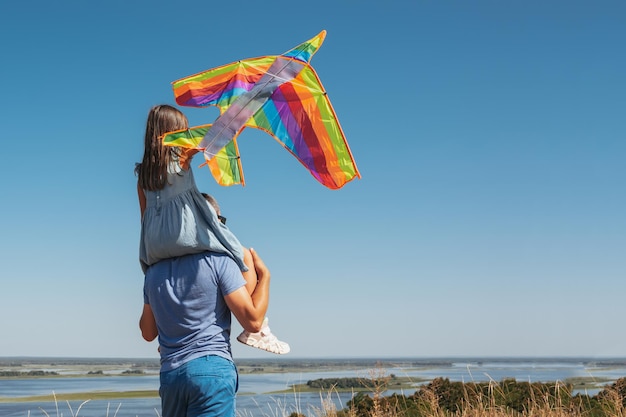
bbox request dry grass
[319,377,626,417]
[25,386,626,417]
[273,372,626,417]
[30,391,155,417]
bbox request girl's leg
[241,247,257,294]
[237,247,290,354]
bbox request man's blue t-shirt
[143,251,246,371]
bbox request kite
[162,30,360,189]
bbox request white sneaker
[237,318,290,354]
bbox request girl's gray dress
[139,163,246,273]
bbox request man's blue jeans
[160,355,238,417]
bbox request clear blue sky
[0,0,624,359]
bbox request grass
[25,392,128,417]
[15,383,626,417]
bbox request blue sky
[0,0,624,359]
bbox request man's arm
[224,248,270,333]
[139,303,158,342]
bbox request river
[1,357,625,417]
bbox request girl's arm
[179,148,200,170]
[137,183,146,219]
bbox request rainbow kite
[162,30,360,189]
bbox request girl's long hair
[136,104,189,191]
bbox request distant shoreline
[3,356,626,366]
[3,356,626,377]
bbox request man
[139,247,272,417]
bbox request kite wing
[168,30,360,189]
[162,125,244,186]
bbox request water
[1,358,625,417]
[0,376,160,398]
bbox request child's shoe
[237,317,290,354]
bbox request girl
[135,104,289,355]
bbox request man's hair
[201,193,220,213]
